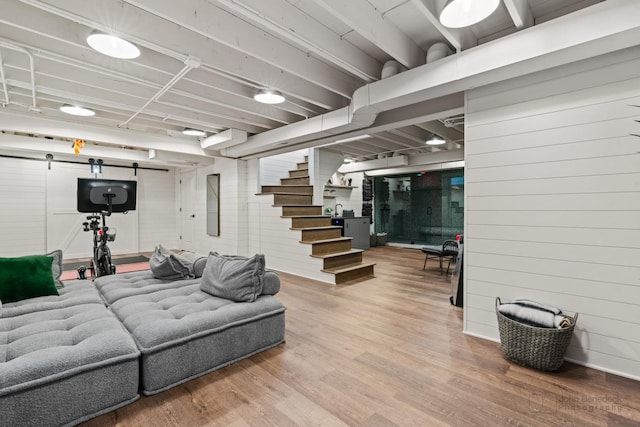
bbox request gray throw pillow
[262,270,281,295]
[149,245,193,280]
[200,252,265,302]
[46,249,64,289]
[178,251,208,278]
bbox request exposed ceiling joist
[315,0,426,69]
[504,0,534,29]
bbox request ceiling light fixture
[182,128,206,137]
[60,104,96,116]
[439,0,500,28]
[426,135,446,145]
[86,31,140,59]
[253,89,285,104]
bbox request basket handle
[495,297,501,310]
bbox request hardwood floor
[83,246,640,426]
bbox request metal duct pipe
[118,55,201,127]
[381,60,406,79]
[426,42,453,63]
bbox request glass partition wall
[373,168,463,245]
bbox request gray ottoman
[0,300,140,427]
[108,282,286,395]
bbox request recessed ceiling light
[182,128,206,137]
[426,135,446,145]
[254,89,285,104]
[60,104,96,117]
[440,0,500,28]
[86,31,140,59]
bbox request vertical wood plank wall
[464,47,640,379]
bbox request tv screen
[77,178,137,213]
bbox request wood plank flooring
[82,246,640,426]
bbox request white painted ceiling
[0,0,635,168]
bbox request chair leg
[439,255,443,274]
[446,257,457,275]
[423,254,428,270]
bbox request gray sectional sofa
[0,256,286,426]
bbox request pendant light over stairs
[259,156,375,284]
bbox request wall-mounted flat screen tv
[77,178,137,213]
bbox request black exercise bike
[78,194,117,280]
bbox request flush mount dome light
[86,31,140,59]
[439,0,500,28]
[182,128,206,137]
[254,89,285,104]
[426,135,446,145]
[60,104,96,117]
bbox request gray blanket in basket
[499,299,570,328]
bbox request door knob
[190,214,195,218]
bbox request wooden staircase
[261,157,375,284]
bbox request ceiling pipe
[0,39,37,110]
[221,0,640,159]
[0,52,9,106]
[118,55,201,128]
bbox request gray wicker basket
[496,297,578,371]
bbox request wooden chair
[421,240,459,274]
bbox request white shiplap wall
[0,156,177,259]
[0,157,46,256]
[192,158,244,256]
[259,149,309,186]
[464,47,640,380]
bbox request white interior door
[180,170,197,251]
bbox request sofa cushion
[149,245,192,280]
[200,253,265,302]
[0,256,59,304]
[1,280,104,318]
[94,270,199,306]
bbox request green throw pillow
[0,255,59,303]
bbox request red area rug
[61,261,150,281]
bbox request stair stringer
[249,194,336,284]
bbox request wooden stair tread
[277,204,323,208]
[264,185,312,188]
[281,215,329,219]
[290,226,342,231]
[299,237,352,245]
[311,249,364,259]
[322,262,376,274]
[258,191,312,196]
